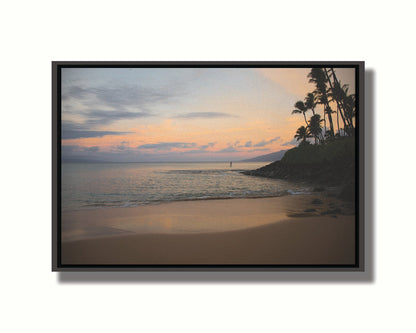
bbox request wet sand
[61,195,355,265]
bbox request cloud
[253,136,281,147]
[61,86,90,101]
[84,146,100,152]
[174,112,237,119]
[62,145,100,153]
[198,142,216,150]
[62,82,186,129]
[217,146,240,153]
[114,141,131,151]
[82,109,152,126]
[253,140,268,147]
[63,130,132,140]
[247,148,270,153]
[184,149,211,154]
[282,138,299,147]
[137,142,197,150]
[62,121,133,139]
[62,145,80,153]
[215,146,270,154]
[63,84,180,110]
[236,137,281,148]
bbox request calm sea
[61,162,310,212]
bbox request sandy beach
[61,195,355,265]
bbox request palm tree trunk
[303,112,307,125]
[328,68,349,134]
[326,106,335,137]
[336,107,340,134]
[324,68,346,135]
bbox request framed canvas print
[52,61,364,271]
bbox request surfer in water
[230,161,232,168]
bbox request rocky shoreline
[242,160,355,202]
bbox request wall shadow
[58,69,375,284]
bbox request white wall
[1,1,415,332]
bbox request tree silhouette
[304,93,316,116]
[343,92,356,132]
[308,68,335,137]
[292,101,308,125]
[290,67,356,144]
[308,114,324,144]
[294,125,312,144]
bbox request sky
[61,67,355,162]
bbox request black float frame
[52,61,365,272]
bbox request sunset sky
[61,67,355,162]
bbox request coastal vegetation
[295,67,356,142]
[244,68,356,201]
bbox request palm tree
[327,75,356,135]
[292,101,308,125]
[308,114,324,144]
[324,68,341,134]
[294,125,311,145]
[330,68,351,122]
[343,93,356,131]
[304,93,316,115]
[307,91,326,132]
[308,68,335,137]
[326,70,350,135]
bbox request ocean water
[61,162,311,212]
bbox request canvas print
[54,63,362,269]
